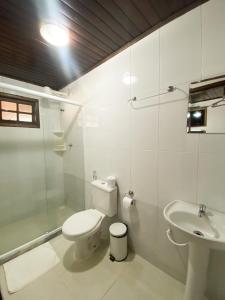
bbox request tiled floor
[0,206,75,255]
[0,234,185,300]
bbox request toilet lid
[62,209,104,238]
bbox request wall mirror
[187,76,225,134]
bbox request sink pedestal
[184,242,209,300]
[164,200,225,300]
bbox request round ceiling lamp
[40,23,69,47]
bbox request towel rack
[128,85,188,110]
[128,86,176,103]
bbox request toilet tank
[91,180,117,217]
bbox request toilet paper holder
[124,190,135,206]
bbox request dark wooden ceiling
[0,0,207,90]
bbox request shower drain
[193,230,204,237]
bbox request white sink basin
[164,200,225,249]
[163,200,225,300]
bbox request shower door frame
[0,227,61,264]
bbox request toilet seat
[62,209,105,240]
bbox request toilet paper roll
[123,196,134,209]
[107,176,116,188]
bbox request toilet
[62,179,117,260]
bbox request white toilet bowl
[62,209,105,260]
[62,179,117,260]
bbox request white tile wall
[197,152,225,212]
[202,0,225,78]
[159,7,202,88]
[65,0,225,297]
[131,150,158,205]
[131,104,159,151]
[131,31,159,100]
[108,148,130,196]
[158,99,193,152]
[199,134,225,154]
[158,151,198,208]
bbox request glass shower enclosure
[0,98,84,260]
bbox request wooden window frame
[0,92,40,128]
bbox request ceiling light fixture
[40,23,69,47]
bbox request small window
[0,93,40,128]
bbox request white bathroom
[0,0,225,299]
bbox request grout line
[195,4,203,206]
[155,28,162,267]
[200,4,203,81]
[99,278,117,300]
[129,46,133,191]
[157,28,187,272]
[156,28,161,213]
[195,134,201,205]
[99,267,125,300]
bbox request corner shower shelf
[52,129,66,152]
[53,146,67,152]
[52,130,64,137]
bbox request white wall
[65,1,225,298]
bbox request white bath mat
[3,242,60,293]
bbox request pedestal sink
[163,200,225,300]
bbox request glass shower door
[0,114,48,256]
[0,98,85,258]
[43,101,85,233]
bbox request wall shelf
[53,146,67,152]
[52,130,64,137]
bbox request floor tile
[0,234,185,300]
[102,272,160,300]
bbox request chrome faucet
[198,204,206,217]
